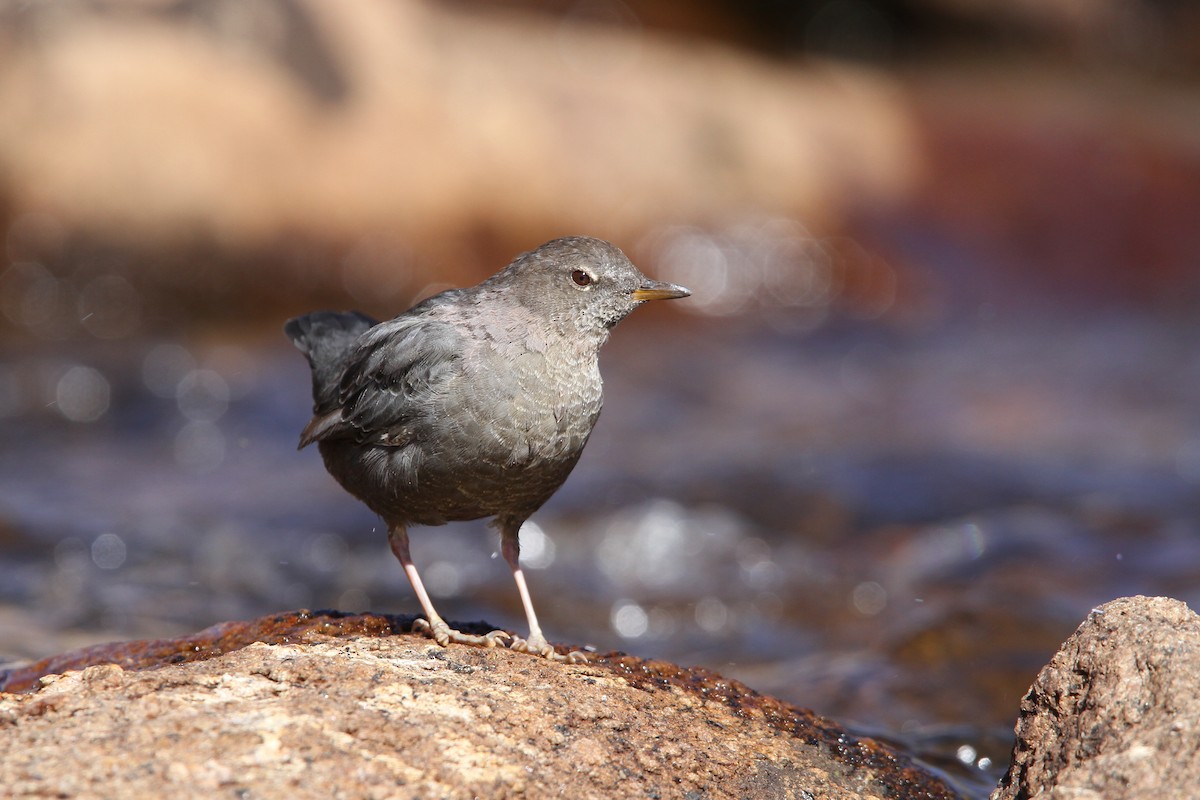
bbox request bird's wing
[299,314,464,448]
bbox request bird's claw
[412,617,512,649]
[410,618,587,662]
[507,634,553,659]
[508,634,590,663]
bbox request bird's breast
[498,348,601,466]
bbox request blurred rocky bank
[1,0,1198,331]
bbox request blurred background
[2,0,1200,795]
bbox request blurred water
[1,308,1199,796]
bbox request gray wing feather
[301,313,465,448]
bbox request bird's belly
[317,397,598,527]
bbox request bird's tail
[284,311,378,408]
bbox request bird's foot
[509,632,590,663]
[412,617,511,649]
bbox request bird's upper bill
[631,280,691,302]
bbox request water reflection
[174,420,226,473]
[176,369,230,422]
[736,537,783,590]
[596,498,746,590]
[0,262,74,339]
[0,257,146,345]
[78,275,141,339]
[53,538,90,573]
[142,344,197,397]
[305,532,348,573]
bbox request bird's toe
[413,617,509,650]
[509,633,588,663]
[481,629,513,648]
[412,617,451,647]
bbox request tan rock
[0,611,959,799]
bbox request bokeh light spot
[55,365,111,422]
[611,600,649,638]
[518,520,556,570]
[425,560,464,597]
[852,581,888,616]
[694,596,730,633]
[91,532,127,570]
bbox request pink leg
[497,519,587,662]
[388,524,509,649]
[500,528,550,654]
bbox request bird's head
[495,236,690,339]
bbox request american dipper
[285,237,689,659]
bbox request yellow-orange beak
[631,280,691,302]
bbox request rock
[993,595,1200,800]
[0,0,914,268]
[0,610,960,800]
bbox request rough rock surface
[0,611,959,800]
[993,595,1200,800]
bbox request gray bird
[285,237,689,659]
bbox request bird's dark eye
[571,269,593,287]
